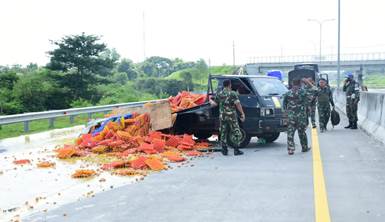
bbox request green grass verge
[364,74,385,88]
[0,113,105,140]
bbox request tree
[180,71,193,91]
[110,72,129,84]
[0,71,20,114]
[117,59,138,80]
[12,69,68,112]
[47,33,118,100]
[172,58,195,72]
[140,56,174,77]
[134,78,188,97]
[0,71,18,89]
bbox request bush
[97,83,156,105]
[134,78,189,97]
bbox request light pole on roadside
[337,0,341,89]
[308,18,335,63]
[232,40,236,67]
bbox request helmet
[345,72,354,79]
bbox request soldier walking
[317,78,335,132]
[343,72,360,129]
[307,79,317,128]
[283,78,317,155]
[210,79,246,156]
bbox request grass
[364,74,385,88]
[0,113,105,140]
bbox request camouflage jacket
[213,88,240,121]
[343,80,360,102]
[317,86,335,107]
[282,86,317,118]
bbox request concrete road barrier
[334,89,385,144]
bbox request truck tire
[257,132,280,143]
[228,128,251,148]
[194,132,212,140]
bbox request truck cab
[173,75,288,148]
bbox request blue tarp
[91,113,133,136]
[267,70,283,81]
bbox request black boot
[221,144,228,156]
[344,121,352,129]
[350,121,358,129]
[234,148,244,156]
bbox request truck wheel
[194,132,212,140]
[257,132,280,143]
[228,128,251,148]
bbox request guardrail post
[88,113,92,120]
[24,121,29,132]
[70,115,75,124]
[49,118,55,128]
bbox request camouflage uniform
[317,86,334,130]
[213,88,243,148]
[283,86,317,152]
[307,96,317,127]
[343,80,360,124]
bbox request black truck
[172,74,289,148]
[288,63,329,88]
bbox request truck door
[206,77,221,130]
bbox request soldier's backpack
[330,108,340,127]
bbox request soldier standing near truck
[209,79,246,156]
[317,78,335,132]
[283,78,317,155]
[306,79,317,128]
[343,72,360,129]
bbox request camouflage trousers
[318,104,331,129]
[287,115,308,151]
[220,118,242,148]
[346,99,358,122]
[307,105,316,125]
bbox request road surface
[20,113,385,222]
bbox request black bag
[330,108,340,126]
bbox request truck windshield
[250,78,288,96]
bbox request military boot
[221,143,228,156]
[350,121,358,129]
[344,121,352,129]
[234,148,244,156]
[302,146,311,152]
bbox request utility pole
[142,11,146,61]
[232,40,235,67]
[337,0,341,89]
[308,18,335,63]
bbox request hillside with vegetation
[0,33,236,116]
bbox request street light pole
[319,23,322,64]
[337,0,341,89]
[308,18,335,63]
[232,40,236,67]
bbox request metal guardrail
[0,99,166,132]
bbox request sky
[0,0,385,66]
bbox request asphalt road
[24,115,385,222]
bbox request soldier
[317,78,335,132]
[306,79,317,128]
[283,78,317,155]
[343,72,360,129]
[209,79,246,156]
